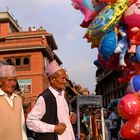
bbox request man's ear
[50,77,55,84]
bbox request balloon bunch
[71,1,140,139]
[70,0,140,83]
[117,75,140,140]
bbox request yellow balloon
[85,0,129,46]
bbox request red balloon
[120,116,140,139]
[132,134,140,140]
[117,93,140,120]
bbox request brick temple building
[0,12,90,117]
[0,11,63,115]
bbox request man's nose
[64,79,67,84]
[10,80,17,86]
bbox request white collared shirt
[0,89,28,140]
[26,86,75,140]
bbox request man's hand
[70,112,77,124]
[54,123,66,135]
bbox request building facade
[95,68,127,108]
[0,12,62,115]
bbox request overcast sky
[0,0,98,94]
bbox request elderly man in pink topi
[26,60,77,140]
[0,63,28,140]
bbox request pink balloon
[124,0,140,27]
[71,0,95,22]
[118,93,140,120]
[121,116,140,139]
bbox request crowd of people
[0,60,78,140]
[96,105,123,140]
[0,59,125,140]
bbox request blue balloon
[127,75,140,93]
[136,45,140,62]
[93,60,100,67]
[99,30,117,60]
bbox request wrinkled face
[50,69,67,92]
[0,77,17,96]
